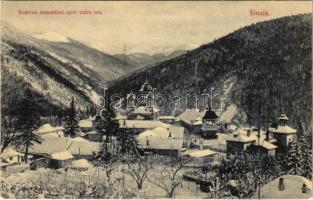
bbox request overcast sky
[2,1,311,55]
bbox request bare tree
[148,156,188,198]
[124,155,154,189]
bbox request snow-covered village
[1,1,312,199]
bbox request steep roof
[51,151,73,160]
[255,175,312,199]
[226,129,278,150]
[79,119,93,128]
[36,124,64,134]
[203,107,219,120]
[119,120,170,129]
[131,106,159,114]
[177,109,205,125]
[1,147,23,159]
[28,136,100,156]
[184,149,218,158]
[269,125,296,134]
[226,131,257,143]
[158,116,176,120]
[136,126,184,151]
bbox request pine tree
[95,93,119,160]
[286,121,312,179]
[117,128,138,156]
[64,97,80,137]
[15,88,41,163]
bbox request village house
[0,147,23,171]
[119,119,171,134]
[50,151,74,169]
[269,114,297,149]
[28,136,100,160]
[78,119,94,132]
[201,107,219,139]
[82,130,103,142]
[157,115,176,124]
[35,123,65,137]
[136,125,184,156]
[177,109,205,134]
[0,147,23,165]
[226,127,277,156]
[253,175,312,199]
[182,149,221,168]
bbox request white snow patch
[218,104,237,123]
[223,82,234,96]
[88,90,101,105]
[34,31,69,43]
[47,51,84,73]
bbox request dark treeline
[109,14,312,130]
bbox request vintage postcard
[0,1,312,199]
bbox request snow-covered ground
[1,163,209,199]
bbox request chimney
[278,178,284,191]
[266,129,270,141]
[302,183,308,193]
[247,129,251,137]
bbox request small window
[10,157,13,161]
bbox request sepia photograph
[0,1,312,199]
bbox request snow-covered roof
[79,119,93,128]
[226,132,257,143]
[86,131,100,135]
[136,126,184,151]
[114,115,127,120]
[255,175,312,199]
[36,124,64,134]
[158,116,176,120]
[255,138,278,150]
[1,147,23,159]
[185,149,218,158]
[72,159,93,169]
[177,109,205,125]
[226,130,278,150]
[131,106,159,114]
[51,151,73,160]
[278,114,289,120]
[28,136,100,156]
[119,120,170,129]
[269,125,296,134]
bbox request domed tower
[201,106,219,139]
[139,79,153,96]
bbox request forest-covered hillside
[109,14,312,130]
[0,22,140,116]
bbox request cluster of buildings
[0,116,100,174]
[0,81,301,175]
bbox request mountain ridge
[108,13,312,130]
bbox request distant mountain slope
[114,50,188,68]
[0,22,138,115]
[109,14,312,129]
